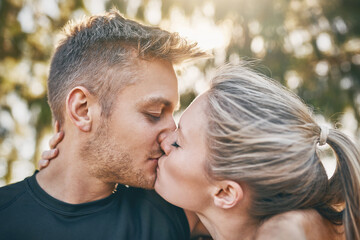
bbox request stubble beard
[80,121,155,189]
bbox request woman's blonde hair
[206,63,360,239]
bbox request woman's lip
[157,156,166,169]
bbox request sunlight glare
[316,32,333,53]
[345,38,360,52]
[6,93,31,125]
[0,158,7,178]
[145,0,162,25]
[202,2,215,17]
[285,70,302,90]
[39,0,60,19]
[17,4,35,33]
[251,36,265,54]
[0,110,15,132]
[169,7,231,52]
[315,61,329,76]
[352,54,360,65]
[0,138,13,157]
[333,16,347,34]
[340,77,353,90]
[340,109,358,141]
[126,0,142,18]
[248,20,261,35]
[83,0,106,15]
[10,160,35,183]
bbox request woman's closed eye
[171,141,181,148]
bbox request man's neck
[36,145,116,204]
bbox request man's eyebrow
[138,97,171,106]
[137,96,178,109]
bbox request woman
[42,64,360,239]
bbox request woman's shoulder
[255,210,345,240]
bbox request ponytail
[326,129,360,239]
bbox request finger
[49,131,64,149]
[38,159,49,170]
[54,120,60,133]
[41,148,59,160]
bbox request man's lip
[148,155,163,161]
[149,154,163,160]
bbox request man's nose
[157,117,176,144]
[160,133,173,156]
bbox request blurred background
[0,0,359,186]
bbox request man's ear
[213,180,243,209]
[66,86,97,132]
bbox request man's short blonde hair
[48,9,207,124]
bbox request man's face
[81,59,178,189]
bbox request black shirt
[0,172,189,240]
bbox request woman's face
[154,94,214,211]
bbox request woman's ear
[66,86,97,132]
[213,180,243,209]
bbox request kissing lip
[149,153,164,161]
[157,155,166,169]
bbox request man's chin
[129,183,155,190]
[118,176,156,190]
[138,178,156,190]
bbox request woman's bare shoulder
[255,210,345,240]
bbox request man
[0,9,206,240]
[0,9,337,240]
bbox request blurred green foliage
[0,0,359,185]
